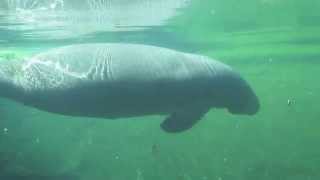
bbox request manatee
[0,43,259,133]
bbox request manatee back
[18,43,233,92]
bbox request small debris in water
[151,144,159,156]
[223,158,228,163]
[287,99,295,106]
[3,128,8,134]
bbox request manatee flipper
[161,105,210,133]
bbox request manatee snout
[216,73,259,116]
[228,93,259,115]
[227,83,260,115]
[246,92,260,115]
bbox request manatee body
[0,43,259,133]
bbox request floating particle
[3,128,8,134]
[287,99,295,106]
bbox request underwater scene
[0,0,320,179]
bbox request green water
[1,1,320,180]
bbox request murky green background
[1,0,320,179]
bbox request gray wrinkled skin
[0,43,259,132]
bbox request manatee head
[213,73,260,115]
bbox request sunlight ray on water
[1,0,190,40]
